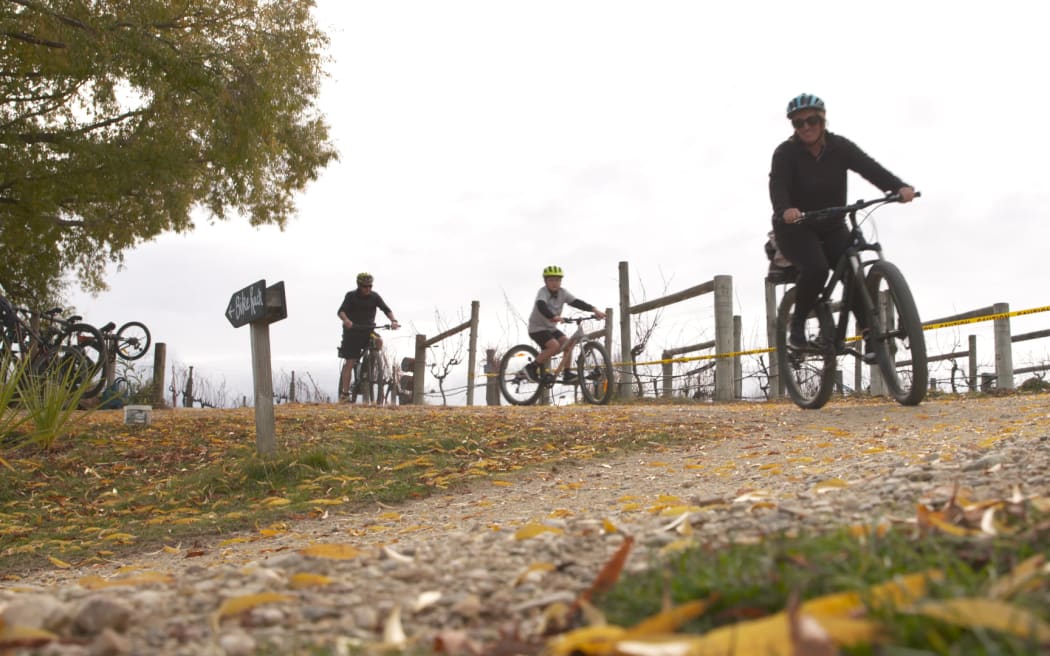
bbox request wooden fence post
[466,300,480,406]
[764,280,781,398]
[993,302,1014,390]
[413,334,426,405]
[183,366,194,407]
[485,348,500,405]
[603,307,614,357]
[661,353,673,398]
[151,342,166,407]
[968,334,978,391]
[733,314,742,400]
[713,275,733,402]
[250,323,276,455]
[617,261,632,399]
[289,370,296,403]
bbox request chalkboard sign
[225,280,266,328]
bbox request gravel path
[2,395,1048,655]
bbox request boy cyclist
[525,266,607,382]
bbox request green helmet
[542,265,564,278]
[356,272,374,286]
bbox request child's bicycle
[776,192,926,409]
[498,315,614,405]
[349,324,395,404]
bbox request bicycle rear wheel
[53,323,106,399]
[498,345,542,405]
[865,261,927,406]
[776,287,837,409]
[115,321,151,360]
[577,342,613,405]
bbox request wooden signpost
[226,280,287,455]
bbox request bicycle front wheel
[776,287,837,410]
[115,321,151,360]
[577,342,613,405]
[498,345,542,406]
[367,354,385,405]
[866,261,927,406]
[354,353,382,404]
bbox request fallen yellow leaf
[289,573,333,589]
[911,598,1050,642]
[514,523,564,540]
[299,543,362,560]
[212,592,295,631]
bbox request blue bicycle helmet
[786,93,825,117]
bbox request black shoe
[861,334,878,364]
[561,370,579,384]
[524,361,541,381]
[789,332,830,353]
[787,332,808,350]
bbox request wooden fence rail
[412,300,480,406]
[619,261,734,401]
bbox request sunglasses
[359,284,373,288]
[791,115,824,130]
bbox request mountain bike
[0,297,99,400]
[37,308,108,399]
[499,315,614,406]
[775,192,926,409]
[99,320,152,361]
[349,324,395,405]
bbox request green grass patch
[597,521,1050,654]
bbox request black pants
[773,219,867,333]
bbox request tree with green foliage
[0,0,337,306]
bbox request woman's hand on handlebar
[897,186,916,203]
[782,208,803,224]
[592,309,607,320]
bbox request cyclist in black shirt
[769,93,915,357]
[337,272,399,402]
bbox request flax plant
[1,350,32,441]
[16,347,95,449]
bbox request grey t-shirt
[528,286,577,333]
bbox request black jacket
[769,132,906,221]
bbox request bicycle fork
[836,251,883,358]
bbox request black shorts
[529,329,564,349]
[338,331,371,360]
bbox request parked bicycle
[0,296,100,400]
[349,324,396,405]
[775,192,926,409]
[99,320,152,361]
[36,307,108,399]
[499,315,614,405]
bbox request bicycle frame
[546,319,588,377]
[348,324,394,404]
[818,215,885,357]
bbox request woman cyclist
[769,93,916,360]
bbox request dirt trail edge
[2,395,1049,655]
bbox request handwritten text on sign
[225,280,266,328]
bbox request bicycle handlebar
[560,315,599,324]
[799,191,921,222]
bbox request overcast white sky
[71,1,1050,404]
